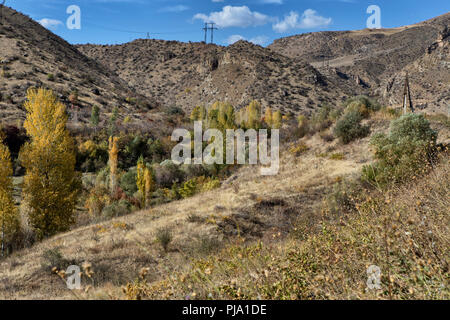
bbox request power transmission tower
[208,23,218,44]
[203,23,208,43]
[402,72,415,114]
[146,32,150,39]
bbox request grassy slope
[0,115,448,299]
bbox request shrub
[155,227,172,252]
[181,164,208,180]
[102,200,132,219]
[329,153,345,160]
[178,176,220,199]
[199,177,221,192]
[334,111,370,144]
[362,114,438,187]
[289,142,309,156]
[47,73,55,81]
[85,185,110,216]
[310,105,333,132]
[344,95,380,117]
[154,162,184,188]
[178,178,197,199]
[41,248,77,273]
[166,106,184,116]
[295,115,310,138]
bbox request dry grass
[0,118,447,300]
[125,159,449,300]
[0,124,370,299]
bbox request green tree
[109,106,119,136]
[90,105,100,127]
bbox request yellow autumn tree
[272,110,283,129]
[246,100,262,129]
[264,107,273,128]
[136,156,145,204]
[21,88,81,240]
[109,136,119,195]
[144,167,154,208]
[0,137,20,255]
[136,157,154,208]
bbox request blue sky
[7,0,449,46]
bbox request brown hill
[269,12,450,113]
[77,39,357,116]
[0,6,158,126]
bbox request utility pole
[208,23,218,44]
[402,72,414,114]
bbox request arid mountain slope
[0,6,157,125]
[269,12,450,112]
[77,40,358,116]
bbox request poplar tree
[0,137,20,256]
[21,88,81,240]
[143,167,154,208]
[136,156,145,205]
[190,106,200,122]
[264,107,273,128]
[109,136,119,195]
[246,100,262,129]
[136,157,154,208]
[272,110,283,129]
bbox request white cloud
[194,6,270,28]
[273,9,332,33]
[226,34,269,46]
[38,18,63,29]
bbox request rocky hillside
[77,40,359,116]
[269,12,450,113]
[1,5,447,126]
[0,6,158,126]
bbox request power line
[82,21,198,36]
